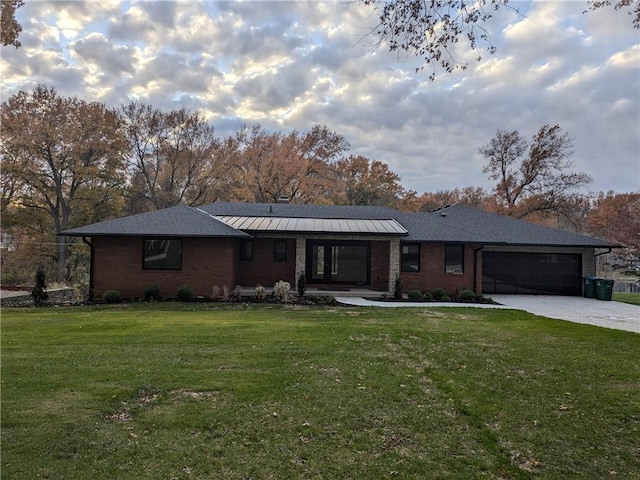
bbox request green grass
[2,303,639,479]
[615,292,640,306]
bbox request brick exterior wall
[236,238,296,287]
[91,236,236,299]
[370,240,391,291]
[400,243,482,295]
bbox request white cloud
[5,0,639,194]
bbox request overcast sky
[2,0,639,195]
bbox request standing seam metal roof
[214,216,408,235]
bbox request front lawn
[2,303,639,479]
[614,292,640,306]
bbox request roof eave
[58,231,252,238]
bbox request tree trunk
[56,238,68,283]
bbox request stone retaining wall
[0,288,76,307]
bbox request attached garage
[482,251,582,296]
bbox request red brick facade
[370,240,391,291]
[91,235,483,299]
[236,238,297,287]
[400,243,483,295]
[92,236,237,299]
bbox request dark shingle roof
[199,202,400,219]
[60,201,618,248]
[415,204,618,247]
[60,205,250,238]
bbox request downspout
[82,236,94,302]
[473,246,484,294]
[595,248,612,257]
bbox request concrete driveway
[490,295,639,333]
[337,295,639,333]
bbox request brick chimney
[276,195,290,204]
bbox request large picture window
[445,244,464,274]
[401,244,420,272]
[143,238,182,270]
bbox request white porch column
[389,238,400,293]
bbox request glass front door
[307,241,370,285]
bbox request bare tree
[360,0,638,78]
[359,0,515,79]
[587,0,640,28]
[480,124,592,220]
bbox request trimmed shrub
[422,291,433,301]
[232,285,243,299]
[143,284,160,301]
[432,288,446,301]
[176,285,194,302]
[408,289,423,301]
[273,280,291,301]
[255,285,267,300]
[103,290,121,304]
[297,272,306,297]
[394,276,403,300]
[459,289,475,302]
[211,285,220,299]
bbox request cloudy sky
[2,0,639,195]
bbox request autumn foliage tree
[480,124,592,220]
[122,102,226,212]
[0,0,23,48]
[229,124,348,204]
[0,85,127,281]
[411,186,490,212]
[587,191,640,262]
[334,155,406,206]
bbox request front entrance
[306,240,370,285]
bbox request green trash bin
[583,276,599,298]
[595,278,614,301]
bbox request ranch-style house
[61,201,617,300]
